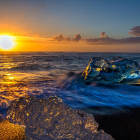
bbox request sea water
[0,52,140,117]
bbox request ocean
[1,52,140,139]
[0,52,140,118]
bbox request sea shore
[83,107,140,140]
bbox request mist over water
[0,52,140,117]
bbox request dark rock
[7,96,114,140]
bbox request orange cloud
[13,36,49,44]
[32,34,40,37]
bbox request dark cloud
[83,34,140,45]
[129,26,140,36]
[72,34,82,42]
[82,36,116,45]
[52,34,64,41]
[100,32,108,38]
[52,34,81,42]
[52,34,71,41]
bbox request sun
[0,35,14,50]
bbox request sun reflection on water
[0,73,17,84]
[0,62,43,110]
[0,82,31,109]
[0,70,46,110]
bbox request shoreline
[83,107,140,140]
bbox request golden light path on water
[0,71,44,109]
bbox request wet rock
[93,130,115,140]
[7,96,114,140]
[82,57,140,84]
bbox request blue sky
[1,0,140,38]
[44,0,140,38]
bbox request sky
[0,0,140,52]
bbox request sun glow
[0,35,15,50]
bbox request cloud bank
[18,26,140,45]
[52,31,140,45]
[82,32,140,45]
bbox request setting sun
[0,35,15,50]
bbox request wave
[1,54,140,118]
[57,71,140,110]
[1,71,140,118]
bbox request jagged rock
[7,96,114,140]
[82,57,140,84]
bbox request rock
[82,57,140,84]
[7,96,114,140]
[93,130,115,140]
